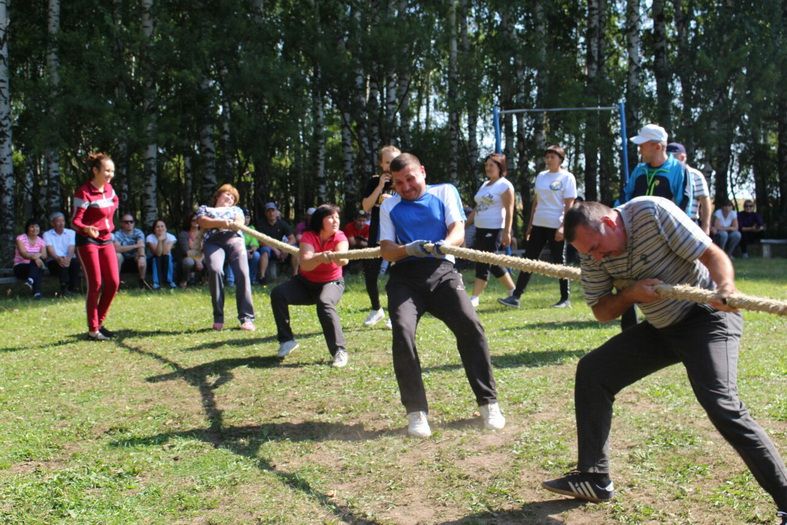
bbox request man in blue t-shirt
[379,153,505,438]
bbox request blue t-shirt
[622,154,693,214]
[113,228,145,259]
[379,183,466,264]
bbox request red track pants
[77,242,120,332]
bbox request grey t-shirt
[579,196,714,328]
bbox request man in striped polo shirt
[379,153,505,438]
[667,142,712,235]
[542,197,786,521]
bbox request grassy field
[0,259,785,524]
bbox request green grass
[0,259,785,524]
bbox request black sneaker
[497,295,520,308]
[87,330,110,341]
[542,471,614,503]
[98,326,115,339]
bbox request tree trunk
[199,78,218,200]
[0,0,14,266]
[341,113,355,209]
[673,0,696,152]
[652,0,671,130]
[625,0,642,190]
[183,153,193,215]
[312,67,327,203]
[141,0,158,228]
[584,0,602,201]
[368,76,381,162]
[46,0,61,214]
[461,0,479,176]
[447,0,460,185]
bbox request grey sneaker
[497,295,520,308]
[332,349,348,368]
[552,299,571,308]
[277,340,299,358]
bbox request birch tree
[0,0,12,265]
[141,0,158,228]
[46,0,61,213]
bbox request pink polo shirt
[298,230,347,283]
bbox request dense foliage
[1,0,786,264]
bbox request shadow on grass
[423,349,586,374]
[114,339,384,525]
[438,498,586,524]
[497,319,606,332]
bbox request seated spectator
[146,218,177,289]
[114,213,149,288]
[176,212,205,288]
[295,207,316,243]
[13,218,46,299]
[259,202,298,280]
[227,208,262,285]
[43,211,81,294]
[711,200,741,258]
[271,204,350,367]
[343,210,370,274]
[738,199,765,258]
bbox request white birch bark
[0,0,14,265]
[46,0,61,213]
[341,112,355,204]
[141,0,158,228]
[447,0,460,185]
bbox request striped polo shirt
[686,166,709,221]
[579,196,713,328]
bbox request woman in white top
[468,153,516,308]
[711,200,741,257]
[499,145,576,308]
[146,218,177,289]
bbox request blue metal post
[618,101,629,184]
[493,106,502,153]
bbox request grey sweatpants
[575,305,787,509]
[203,233,255,324]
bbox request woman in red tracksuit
[72,152,120,341]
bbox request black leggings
[474,228,508,281]
[512,225,569,301]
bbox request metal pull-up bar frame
[493,101,630,184]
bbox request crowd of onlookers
[10,202,384,299]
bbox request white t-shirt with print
[713,209,737,229]
[473,177,514,229]
[532,170,577,229]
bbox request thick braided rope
[238,224,787,316]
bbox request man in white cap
[622,124,693,214]
[620,124,694,331]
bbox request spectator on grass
[294,207,315,243]
[43,211,80,294]
[498,145,576,309]
[113,213,148,289]
[146,218,177,290]
[258,202,298,281]
[271,204,350,368]
[468,152,516,309]
[196,183,256,331]
[176,212,204,288]
[13,218,47,299]
[711,200,741,258]
[542,198,787,524]
[737,199,765,258]
[342,209,370,275]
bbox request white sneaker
[385,318,392,329]
[332,349,348,368]
[277,340,299,358]
[470,296,480,308]
[480,402,505,430]
[363,308,385,326]
[406,411,431,438]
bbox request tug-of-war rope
[239,224,787,317]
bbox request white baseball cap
[629,124,668,144]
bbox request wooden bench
[761,239,787,258]
[0,267,51,287]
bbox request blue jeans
[148,253,175,288]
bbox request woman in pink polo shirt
[270,204,350,367]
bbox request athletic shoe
[33,292,42,300]
[240,321,256,331]
[363,308,385,326]
[406,411,431,438]
[470,296,480,309]
[98,326,115,339]
[332,349,348,368]
[24,277,34,290]
[277,340,299,358]
[552,299,571,308]
[778,510,786,525]
[480,402,505,430]
[385,318,392,329]
[212,322,223,331]
[497,295,520,308]
[542,471,614,503]
[87,330,110,341]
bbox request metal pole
[493,106,502,153]
[618,101,629,184]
